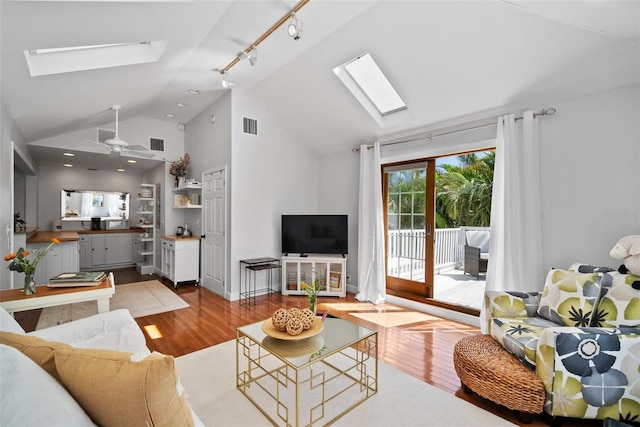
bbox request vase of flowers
[169,153,190,187]
[300,271,324,315]
[4,238,59,295]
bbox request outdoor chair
[464,230,490,279]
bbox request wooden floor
[15,268,603,427]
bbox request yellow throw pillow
[54,348,194,427]
[0,331,71,382]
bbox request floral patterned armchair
[483,264,640,423]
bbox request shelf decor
[169,153,190,187]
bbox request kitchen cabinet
[77,233,136,270]
[78,235,91,269]
[162,236,199,288]
[90,233,134,267]
[28,240,79,285]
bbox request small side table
[239,258,281,303]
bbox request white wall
[318,84,640,294]
[538,84,640,271]
[227,88,319,300]
[0,96,32,289]
[37,165,143,230]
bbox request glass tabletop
[237,317,376,368]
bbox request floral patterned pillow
[591,271,640,328]
[537,269,603,327]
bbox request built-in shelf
[172,183,202,209]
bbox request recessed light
[117,167,125,172]
[176,102,187,107]
[188,89,200,95]
[63,163,73,168]
[127,159,137,164]
[165,113,175,118]
[63,152,74,157]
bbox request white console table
[281,254,346,297]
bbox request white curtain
[80,193,92,218]
[356,142,386,304]
[482,112,544,331]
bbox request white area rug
[36,280,189,330]
[175,340,516,427]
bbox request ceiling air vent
[150,138,164,151]
[243,117,258,135]
[97,128,115,143]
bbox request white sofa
[0,306,203,426]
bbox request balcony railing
[387,226,489,277]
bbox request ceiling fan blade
[126,144,149,151]
[124,150,155,159]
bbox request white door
[201,167,226,297]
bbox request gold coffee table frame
[236,317,378,426]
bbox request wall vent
[243,117,258,135]
[150,137,164,151]
[97,128,115,143]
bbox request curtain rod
[351,107,557,152]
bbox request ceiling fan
[92,105,155,159]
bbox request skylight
[23,41,168,77]
[333,52,409,128]
[343,53,406,116]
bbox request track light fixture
[287,13,303,40]
[221,73,234,88]
[217,0,309,83]
[237,47,258,67]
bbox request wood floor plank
[13,267,603,427]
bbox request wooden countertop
[26,228,145,243]
[76,228,144,235]
[162,235,200,241]
[26,231,80,244]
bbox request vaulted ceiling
[2,1,638,172]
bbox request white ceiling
[2,1,639,173]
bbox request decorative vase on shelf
[178,176,186,188]
[23,273,36,295]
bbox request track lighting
[217,0,309,83]
[221,73,234,88]
[237,48,258,67]
[287,13,303,40]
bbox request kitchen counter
[26,231,80,244]
[76,228,145,235]
[161,235,200,241]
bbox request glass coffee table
[236,317,377,426]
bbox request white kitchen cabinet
[89,233,134,267]
[136,184,156,275]
[281,254,346,297]
[162,236,200,288]
[78,235,91,269]
[78,233,136,270]
[29,240,79,285]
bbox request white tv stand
[281,254,346,297]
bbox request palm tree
[436,151,494,228]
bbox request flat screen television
[281,215,348,256]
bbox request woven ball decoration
[286,317,304,336]
[298,308,315,329]
[271,308,290,331]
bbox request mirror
[61,190,129,220]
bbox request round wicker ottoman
[453,334,545,423]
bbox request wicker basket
[453,334,544,415]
